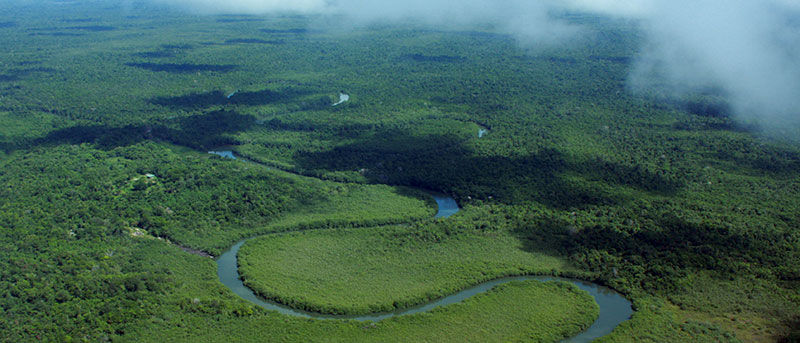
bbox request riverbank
[206,147,632,341]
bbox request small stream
[332,93,349,106]
[209,148,632,341]
[208,150,237,159]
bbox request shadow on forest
[782,317,800,343]
[15,61,41,66]
[64,25,116,32]
[28,26,115,34]
[291,128,681,209]
[653,95,800,175]
[61,18,96,23]
[149,88,314,110]
[161,44,194,50]
[17,110,257,152]
[133,51,176,58]
[518,55,578,64]
[512,209,792,291]
[588,55,632,64]
[714,144,800,176]
[670,117,751,132]
[28,32,84,37]
[0,74,18,82]
[132,44,194,59]
[125,62,237,73]
[259,28,309,34]
[666,98,800,175]
[0,67,56,82]
[223,38,284,45]
[684,98,731,118]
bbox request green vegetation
[1,1,799,342]
[238,225,575,314]
[598,297,741,343]
[366,280,599,343]
[257,183,434,236]
[0,141,433,340]
[124,260,599,343]
[0,141,431,254]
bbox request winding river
[210,149,632,342]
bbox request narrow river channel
[210,149,632,342]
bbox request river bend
[210,149,632,342]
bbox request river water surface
[210,149,632,341]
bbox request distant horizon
[5,0,798,139]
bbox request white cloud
[75,0,800,133]
[561,0,655,18]
[629,0,800,129]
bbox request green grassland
[1,1,799,342]
[256,182,435,236]
[238,225,576,314]
[124,243,598,343]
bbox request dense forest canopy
[0,1,798,342]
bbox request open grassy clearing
[123,243,598,343]
[238,224,576,315]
